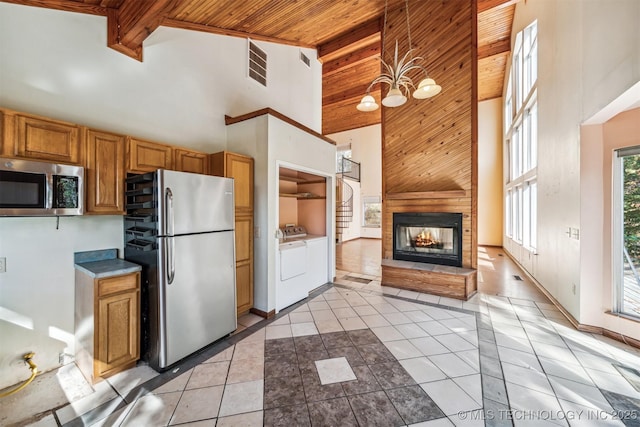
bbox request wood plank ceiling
[1,0,516,135]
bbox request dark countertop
[74,249,141,279]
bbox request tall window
[614,147,640,318]
[505,21,538,251]
[363,196,381,227]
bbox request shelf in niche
[279,176,326,184]
[279,193,326,199]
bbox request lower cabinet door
[96,290,140,378]
[235,215,254,315]
[236,261,253,315]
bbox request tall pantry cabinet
[210,151,254,316]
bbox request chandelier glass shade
[357,0,441,112]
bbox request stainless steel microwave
[0,158,84,216]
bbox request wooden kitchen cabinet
[210,151,255,315]
[175,148,208,174]
[84,128,126,214]
[210,151,254,214]
[0,109,82,164]
[75,271,140,383]
[235,214,254,314]
[127,137,173,173]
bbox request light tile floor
[3,248,640,426]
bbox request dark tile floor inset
[327,346,366,367]
[294,335,325,353]
[264,374,306,409]
[300,365,345,402]
[347,329,380,346]
[265,337,296,356]
[357,342,396,364]
[369,361,417,389]
[341,365,382,396]
[348,390,405,427]
[264,403,311,427]
[264,352,299,378]
[263,328,447,426]
[385,385,445,424]
[297,349,330,371]
[601,389,640,427]
[321,331,353,349]
[308,397,359,427]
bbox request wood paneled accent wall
[382,0,478,269]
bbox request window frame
[362,196,381,228]
[505,20,538,253]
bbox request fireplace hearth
[393,212,463,267]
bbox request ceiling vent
[248,40,267,86]
[300,50,311,68]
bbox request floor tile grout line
[477,311,514,427]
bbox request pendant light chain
[382,0,388,62]
[405,0,413,55]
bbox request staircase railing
[336,176,354,240]
[338,157,361,182]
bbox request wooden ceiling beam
[478,37,510,59]
[107,0,178,61]
[161,18,315,49]
[0,0,106,15]
[478,0,521,13]
[322,42,380,77]
[318,18,381,62]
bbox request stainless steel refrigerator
[124,169,237,370]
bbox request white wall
[227,114,336,312]
[478,99,503,247]
[581,107,640,341]
[329,124,383,240]
[0,3,322,387]
[506,0,640,326]
[0,217,122,388]
[0,4,321,149]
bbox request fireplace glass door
[393,213,463,267]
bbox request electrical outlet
[0,257,6,273]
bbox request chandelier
[357,0,442,112]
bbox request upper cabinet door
[127,137,173,174]
[226,153,254,213]
[209,151,254,213]
[9,112,82,164]
[85,128,125,215]
[174,149,208,175]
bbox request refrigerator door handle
[165,187,174,236]
[166,236,175,284]
[165,187,175,284]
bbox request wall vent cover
[248,40,267,86]
[300,51,311,67]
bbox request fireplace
[393,212,463,267]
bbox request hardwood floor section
[336,238,382,277]
[335,238,550,303]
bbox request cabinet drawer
[98,273,139,297]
